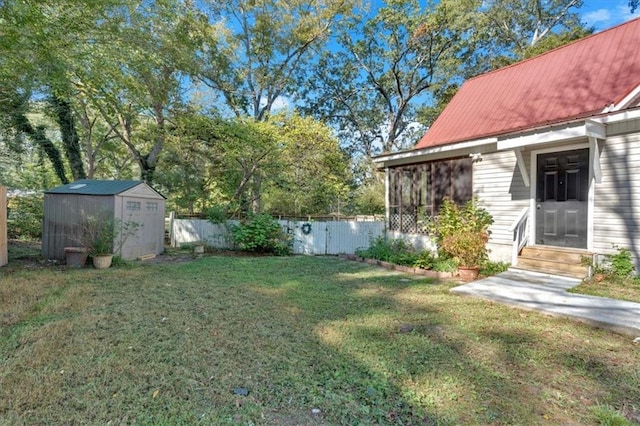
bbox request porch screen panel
[433,161,451,214]
[419,165,432,217]
[389,168,401,232]
[400,170,415,232]
[453,159,473,204]
[388,157,473,234]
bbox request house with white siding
[373,17,640,278]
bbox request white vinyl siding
[593,125,640,267]
[473,150,530,262]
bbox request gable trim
[611,83,640,111]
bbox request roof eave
[374,107,640,169]
[372,136,498,168]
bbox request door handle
[536,204,541,209]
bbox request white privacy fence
[169,217,386,255]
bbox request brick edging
[338,254,455,280]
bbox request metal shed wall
[42,193,115,259]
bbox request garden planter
[92,254,113,269]
[458,266,480,282]
[64,247,88,268]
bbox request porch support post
[514,148,530,187]
[384,167,390,232]
[589,136,603,183]
[586,119,605,185]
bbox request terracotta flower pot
[64,247,88,268]
[458,266,480,282]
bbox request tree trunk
[13,110,69,184]
[51,95,86,181]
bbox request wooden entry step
[515,245,595,279]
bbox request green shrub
[422,198,493,247]
[421,198,494,268]
[413,251,435,270]
[79,215,141,256]
[441,230,489,267]
[356,236,394,262]
[594,245,638,286]
[432,257,459,273]
[607,246,635,278]
[356,236,441,269]
[480,260,510,276]
[389,251,420,267]
[232,214,292,255]
[357,236,425,266]
[7,194,43,240]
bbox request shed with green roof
[42,180,166,261]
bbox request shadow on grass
[228,256,639,424]
[1,255,638,424]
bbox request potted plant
[425,198,494,281]
[441,230,489,281]
[80,215,140,269]
[64,246,89,267]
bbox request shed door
[535,149,588,248]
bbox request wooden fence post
[0,186,7,266]
[169,211,175,248]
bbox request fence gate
[286,220,385,255]
[289,221,328,255]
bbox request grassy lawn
[1,252,639,425]
[571,276,640,304]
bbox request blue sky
[581,0,636,30]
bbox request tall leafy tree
[474,0,590,70]
[158,114,281,215]
[0,1,83,183]
[199,0,354,121]
[417,0,591,128]
[301,0,479,157]
[77,0,208,183]
[262,113,351,216]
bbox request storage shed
[42,180,166,261]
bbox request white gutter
[372,136,497,166]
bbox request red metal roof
[415,17,640,149]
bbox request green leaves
[231,214,292,255]
[200,0,353,120]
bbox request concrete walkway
[450,269,640,337]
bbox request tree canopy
[0,0,620,215]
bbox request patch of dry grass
[1,255,639,425]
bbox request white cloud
[582,8,611,26]
[582,2,636,30]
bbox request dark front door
[536,148,589,248]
